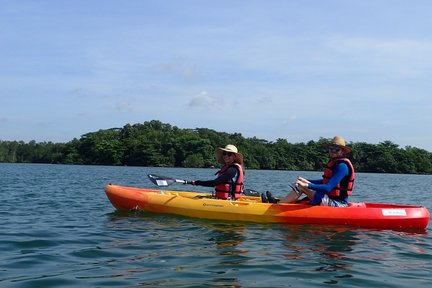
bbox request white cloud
[188,91,222,108]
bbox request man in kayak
[263,136,355,207]
[191,144,245,200]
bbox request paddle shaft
[148,174,192,187]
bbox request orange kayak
[104,184,430,230]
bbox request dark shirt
[194,166,238,187]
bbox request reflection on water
[106,211,249,286]
[284,226,355,257]
[278,225,356,284]
[106,210,364,286]
[200,222,245,250]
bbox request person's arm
[298,176,322,185]
[307,163,349,193]
[193,167,237,187]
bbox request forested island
[1,120,431,174]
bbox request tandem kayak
[104,184,430,230]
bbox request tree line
[1,120,432,174]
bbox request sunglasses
[328,145,341,152]
[222,151,234,156]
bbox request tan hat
[326,136,352,153]
[214,144,243,165]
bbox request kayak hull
[104,184,430,230]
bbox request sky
[1,0,432,151]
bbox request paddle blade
[147,174,176,187]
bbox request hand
[295,178,309,188]
[297,176,309,183]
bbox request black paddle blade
[147,174,175,187]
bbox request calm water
[1,163,431,288]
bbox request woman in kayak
[191,144,244,200]
[263,136,355,207]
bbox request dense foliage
[1,120,432,174]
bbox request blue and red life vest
[214,163,244,200]
[322,157,355,199]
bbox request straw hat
[214,144,243,165]
[326,136,352,153]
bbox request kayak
[104,184,430,230]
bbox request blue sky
[1,0,432,151]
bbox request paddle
[147,174,192,187]
[148,174,265,199]
[148,174,308,204]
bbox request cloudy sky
[1,0,432,151]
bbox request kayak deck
[104,184,430,230]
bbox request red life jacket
[214,163,244,200]
[322,158,355,199]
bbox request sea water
[1,163,431,287]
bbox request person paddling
[191,144,245,200]
[263,136,355,207]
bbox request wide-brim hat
[326,136,352,153]
[214,144,243,165]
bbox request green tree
[1,120,432,174]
